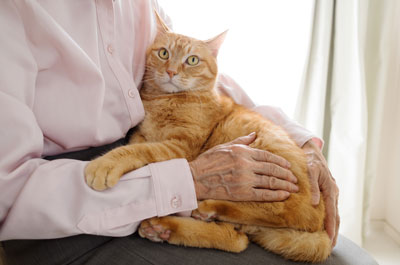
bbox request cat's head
[143,11,227,94]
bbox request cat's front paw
[85,157,124,191]
[192,200,218,221]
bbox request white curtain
[296,0,400,245]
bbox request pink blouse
[0,0,319,240]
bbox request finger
[255,175,299,193]
[332,211,340,247]
[323,194,336,244]
[332,195,340,247]
[253,189,290,202]
[228,132,257,146]
[250,149,291,169]
[309,166,321,205]
[254,162,297,183]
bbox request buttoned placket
[95,0,145,128]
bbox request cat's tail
[243,226,331,263]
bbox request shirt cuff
[149,158,198,217]
[76,159,197,235]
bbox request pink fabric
[0,0,319,240]
[0,0,196,240]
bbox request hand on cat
[302,140,340,248]
[189,133,299,202]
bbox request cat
[84,11,331,263]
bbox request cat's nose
[166,69,177,78]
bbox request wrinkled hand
[302,140,340,248]
[189,132,299,202]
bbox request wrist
[189,161,207,200]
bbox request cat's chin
[161,83,187,93]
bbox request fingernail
[312,195,320,205]
[292,176,298,183]
[249,132,256,137]
[329,237,334,247]
[294,185,299,192]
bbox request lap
[2,138,377,265]
[2,233,377,265]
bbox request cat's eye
[186,55,199,66]
[158,48,169,60]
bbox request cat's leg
[85,140,190,190]
[192,200,282,226]
[128,131,147,144]
[192,200,277,225]
[192,199,324,232]
[138,216,249,253]
[241,225,331,262]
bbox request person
[0,0,339,264]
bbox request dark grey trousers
[2,234,378,265]
[2,138,378,265]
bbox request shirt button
[107,44,114,54]
[128,89,136,98]
[170,196,182,209]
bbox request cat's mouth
[161,80,186,93]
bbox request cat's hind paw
[139,218,171,242]
[192,200,218,221]
[191,209,217,221]
[85,157,124,191]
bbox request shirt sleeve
[217,73,324,149]
[0,1,197,241]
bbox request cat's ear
[154,9,172,35]
[205,30,228,57]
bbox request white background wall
[381,72,400,239]
[365,0,400,242]
[158,0,314,118]
[369,81,400,242]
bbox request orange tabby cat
[84,12,331,262]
